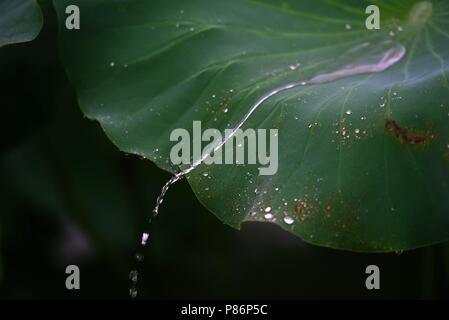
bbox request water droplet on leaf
[264,213,273,220]
[283,216,294,225]
[289,63,300,71]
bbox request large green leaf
[55,0,449,252]
[0,0,43,47]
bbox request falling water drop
[129,287,138,298]
[135,253,144,262]
[129,270,138,283]
[141,232,149,246]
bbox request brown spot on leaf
[384,117,433,145]
[294,200,310,221]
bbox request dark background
[0,3,448,299]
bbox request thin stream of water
[129,41,406,298]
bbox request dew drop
[283,216,294,225]
[345,109,352,115]
[109,61,115,67]
[289,63,301,71]
[202,172,209,177]
[264,213,273,220]
[264,206,272,213]
[345,24,352,30]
